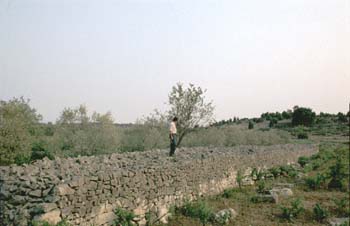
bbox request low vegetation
[163,143,349,226]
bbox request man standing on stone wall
[169,117,178,156]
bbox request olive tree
[54,105,120,156]
[0,97,42,165]
[166,83,214,147]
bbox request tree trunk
[176,131,187,147]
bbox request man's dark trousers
[169,135,177,156]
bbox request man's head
[172,117,178,122]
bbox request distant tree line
[210,106,348,129]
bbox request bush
[313,203,329,222]
[14,153,31,165]
[279,165,298,178]
[328,156,347,190]
[305,173,327,190]
[251,168,265,182]
[180,200,215,226]
[268,167,281,178]
[279,198,304,221]
[31,141,54,161]
[297,131,308,139]
[248,121,254,129]
[257,181,269,194]
[298,156,310,168]
[222,188,240,199]
[269,119,278,128]
[337,112,348,123]
[292,107,316,127]
[334,198,350,217]
[114,208,138,226]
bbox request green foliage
[222,188,240,199]
[0,97,42,165]
[257,181,268,194]
[251,168,265,182]
[292,107,316,127]
[145,210,156,226]
[14,153,31,165]
[52,105,120,157]
[166,83,215,147]
[298,156,310,167]
[248,121,254,129]
[337,112,348,123]
[328,156,347,190]
[297,131,308,139]
[291,126,309,139]
[261,111,288,121]
[114,208,138,226]
[279,165,298,178]
[268,167,281,178]
[119,119,168,152]
[211,117,239,127]
[279,198,304,222]
[305,173,327,190]
[313,203,329,222]
[179,200,215,226]
[338,221,350,226]
[334,198,350,217]
[31,141,54,161]
[269,119,278,128]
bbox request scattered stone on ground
[215,208,238,224]
[251,194,279,204]
[269,187,293,198]
[328,217,349,226]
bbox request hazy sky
[0,0,349,123]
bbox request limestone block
[56,184,75,196]
[33,210,61,225]
[94,212,116,225]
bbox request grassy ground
[163,141,349,226]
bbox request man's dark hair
[172,117,178,122]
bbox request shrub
[257,181,268,194]
[180,200,215,226]
[269,119,278,128]
[251,168,265,182]
[292,107,316,127]
[14,153,31,165]
[114,208,138,226]
[305,173,327,190]
[328,156,347,190]
[279,198,304,221]
[248,121,254,129]
[222,188,238,199]
[337,112,348,123]
[334,198,350,217]
[297,131,308,139]
[279,165,298,178]
[31,141,54,161]
[269,167,281,178]
[313,203,329,222]
[298,156,310,168]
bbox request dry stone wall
[0,144,318,226]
